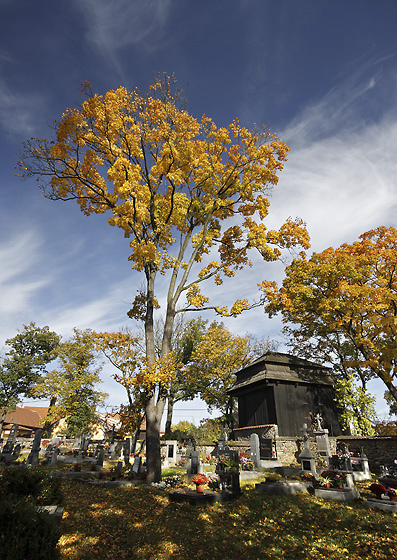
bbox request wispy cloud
[0,76,42,137]
[72,0,172,71]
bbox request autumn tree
[188,322,279,431]
[0,323,59,434]
[93,330,150,452]
[33,329,107,437]
[19,74,309,481]
[263,226,397,427]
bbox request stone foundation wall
[337,436,397,473]
[196,436,397,472]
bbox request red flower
[192,474,209,485]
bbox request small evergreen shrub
[0,497,60,560]
[0,466,63,505]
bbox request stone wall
[337,436,397,473]
[196,436,397,473]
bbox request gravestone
[50,447,58,466]
[27,429,42,465]
[114,441,123,459]
[132,456,142,474]
[191,450,201,474]
[250,433,261,470]
[163,440,178,468]
[2,424,19,456]
[216,448,241,494]
[73,436,82,449]
[123,438,131,465]
[11,442,22,461]
[82,435,90,452]
[217,428,227,454]
[298,423,316,475]
[96,445,105,471]
[313,414,331,464]
[260,437,274,460]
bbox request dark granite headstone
[260,438,273,460]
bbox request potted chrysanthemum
[192,474,209,493]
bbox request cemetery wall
[216,436,397,471]
[336,436,397,472]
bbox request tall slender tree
[19,74,309,481]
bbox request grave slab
[363,499,397,513]
[314,487,360,501]
[169,489,241,505]
[255,481,308,495]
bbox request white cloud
[0,71,44,136]
[73,0,172,62]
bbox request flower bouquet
[386,487,397,501]
[207,473,220,491]
[369,483,386,499]
[192,474,209,493]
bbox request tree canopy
[19,74,309,481]
[263,226,397,422]
[33,329,107,437]
[0,323,59,433]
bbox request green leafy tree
[0,323,59,434]
[33,329,107,437]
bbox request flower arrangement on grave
[318,474,333,488]
[337,446,351,463]
[192,474,209,486]
[163,475,182,488]
[239,450,254,471]
[192,474,209,494]
[369,483,387,499]
[386,487,397,501]
[207,473,220,491]
[320,470,347,488]
[218,456,239,472]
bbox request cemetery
[1,354,397,559]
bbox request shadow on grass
[59,481,397,560]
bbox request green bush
[0,496,60,560]
[0,466,63,505]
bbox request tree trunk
[145,392,166,483]
[0,410,6,439]
[164,395,174,440]
[42,396,57,437]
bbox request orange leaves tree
[263,226,397,429]
[18,74,309,481]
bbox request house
[1,406,48,438]
[1,405,147,442]
[228,351,343,437]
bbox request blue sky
[1,0,397,423]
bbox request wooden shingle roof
[228,351,334,395]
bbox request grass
[57,478,397,560]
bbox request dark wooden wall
[236,381,343,436]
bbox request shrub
[0,466,63,505]
[0,496,60,560]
